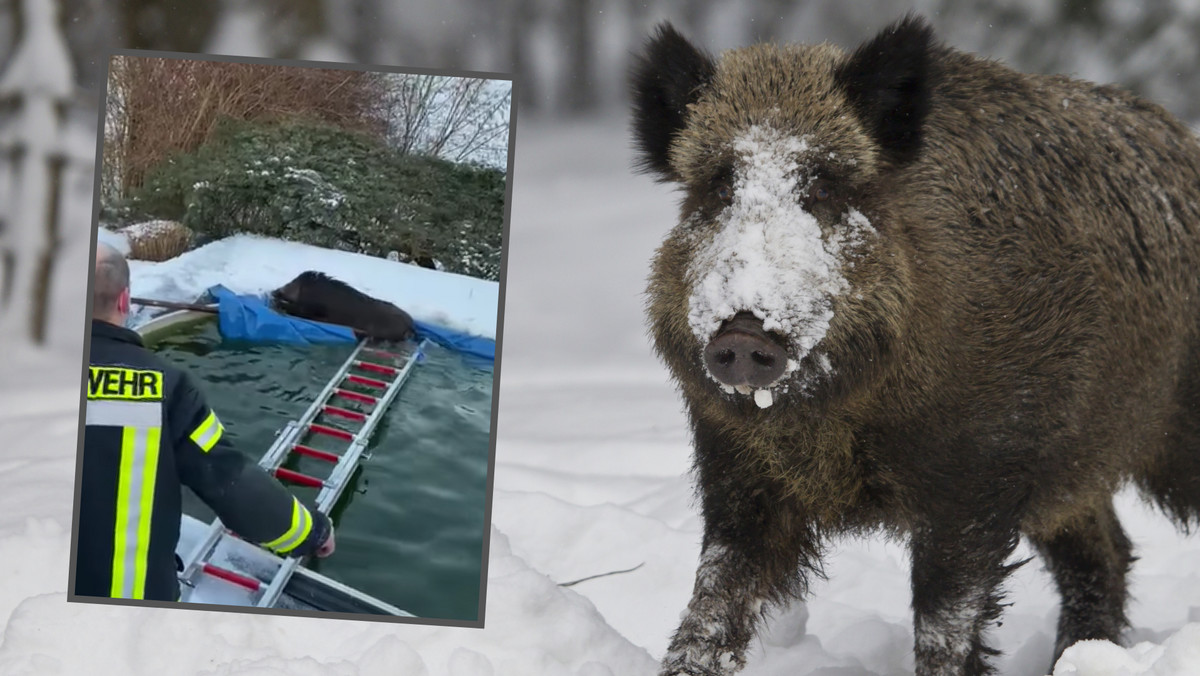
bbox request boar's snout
[272,282,297,301]
[704,312,787,389]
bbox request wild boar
[271,271,416,342]
[630,14,1200,676]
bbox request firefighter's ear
[119,287,131,315]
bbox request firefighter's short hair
[94,242,130,314]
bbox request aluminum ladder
[177,336,429,610]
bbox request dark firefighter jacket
[75,318,331,602]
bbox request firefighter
[75,242,335,602]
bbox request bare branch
[381,73,511,168]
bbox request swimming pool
[152,319,493,621]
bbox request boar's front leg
[660,421,822,676]
[910,516,1023,676]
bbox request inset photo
[71,50,511,626]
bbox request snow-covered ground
[487,118,1200,676]
[97,229,499,340]
[0,116,1198,675]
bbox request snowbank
[0,528,657,676]
[1054,625,1200,676]
[96,226,130,256]
[123,233,499,340]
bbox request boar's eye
[716,183,733,204]
[806,179,833,206]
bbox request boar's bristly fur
[271,270,416,342]
[630,13,1200,676]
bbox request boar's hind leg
[1028,501,1134,667]
[910,521,1023,676]
[1139,362,1200,530]
[660,425,821,675]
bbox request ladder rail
[256,556,302,610]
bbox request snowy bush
[121,220,193,262]
[120,120,505,281]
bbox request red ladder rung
[202,563,261,591]
[292,443,340,463]
[345,373,388,389]
[333,388,377,405]
[323,404,367,422]
[275,467,326,488]
[309,422,354,441]
[355,360,398,376]
[362,347,405,360]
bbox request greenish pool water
[153,319,493,622]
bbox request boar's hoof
[704,313,787,389]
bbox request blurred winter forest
[1,0,1199,347]
[5,0,1194,120]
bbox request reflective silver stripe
[86,400,162,428]
[111,425,161,599]
[190,410,224,452]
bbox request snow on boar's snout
[685,125,879,407]
[631,13,1200,676]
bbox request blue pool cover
[204,285,495,367]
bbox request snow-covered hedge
[116,120,505,281]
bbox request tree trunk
[562,0,596,114]
[350,0,382,63]
[509,0,538,113]
[118,0,218,53]
[0,0,74,347]
[0,97,58,345]
[31,153,65,343]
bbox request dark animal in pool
[631,13,1200,676]
[271,271,416,342]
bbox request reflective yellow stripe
[110,425,160,599]
[261,498,313,554]
[131,427,160,598]
[189,410,224,453]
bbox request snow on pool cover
[114,232,500,343]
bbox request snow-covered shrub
[122,120,505,280]
[121,220,193,262]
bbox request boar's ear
[629,23,716,182]
[835,14,935,167]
